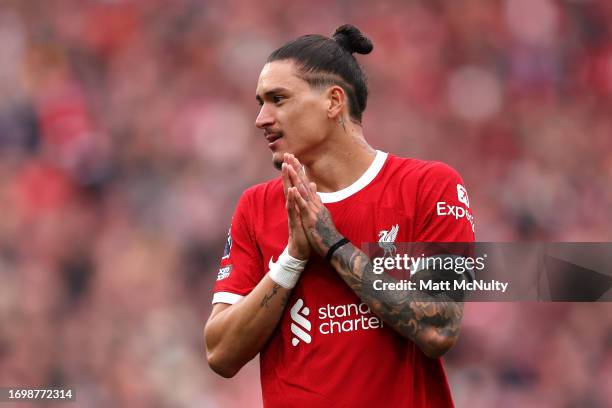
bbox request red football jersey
[213,151,475,408]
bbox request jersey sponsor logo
[288,299,384,346]
[318,302,384,334]
[217,265,232,281]
[457,184,470,208]
[222,226,232,260]
[378,224,399,256]
[290,298,311,346]
[436,201,475,233]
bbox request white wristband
[268,246,308,289]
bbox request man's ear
[327,85,346,120]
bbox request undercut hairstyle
[267,24,373,122]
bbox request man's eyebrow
[255,87,290,102]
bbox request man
[205,24,475,407]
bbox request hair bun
[332,24,373,55]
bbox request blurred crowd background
[0,0,611,406]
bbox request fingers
[291,186,310,213]
[290,156,311,192]
[287,163,311,201]
[283,153,301,173]
[281,163,291,197]
[286,187,295,223]
[284,153,312,195]
[282,154,322,209]
[309,182,317,195]
[286,187,303,222]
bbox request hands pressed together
[281,153,344,261]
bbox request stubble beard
[273,156,283,170]
[272,147,287,170]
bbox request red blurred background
[0,0,611,406]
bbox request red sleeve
[213,189,264,304]
[415,162,475,243]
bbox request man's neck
[301,126,377,193]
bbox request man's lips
[265,132,283,144]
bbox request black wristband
[325,238,350,263]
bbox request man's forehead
[256,60,306,94]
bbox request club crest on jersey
[457,184,470,208]
[222,225,232,260]
[378,224,399,257]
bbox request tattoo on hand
[313,207,342,249]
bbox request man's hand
[282,154,311,260]
[283,154,344,257]
[282,154,462,358]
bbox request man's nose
[255,105,275,129]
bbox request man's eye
[272,95,285,104]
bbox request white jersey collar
[317,150,388,204]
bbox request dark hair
[267,24,373,122]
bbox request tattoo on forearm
[310,203,462,351]
[331,244,463,347]
[260,284,282,309]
